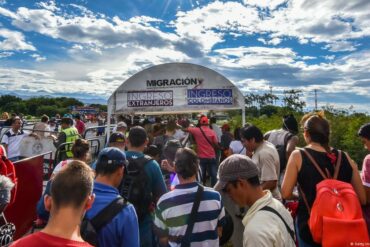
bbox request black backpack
[81,197,126,246]
[120,155,153,222]
[264,129,294,173]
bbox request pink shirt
[361,154,370,187]
[11,232,92,247]
[188,126,218,159]
[75,120,86,135]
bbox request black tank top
[297,148,353,246]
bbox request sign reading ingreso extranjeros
[127,90,173,107]
[146,78,203,88]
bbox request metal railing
[54,138,102,167]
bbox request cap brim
[214,180,227,191]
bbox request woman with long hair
[281,112,366,247]
[37,139,90,222]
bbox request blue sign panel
[187,89,233,105]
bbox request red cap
[222,124,230,131]
[200,116,209,125]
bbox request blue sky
[0,0,369,112]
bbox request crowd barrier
[4,153,48,240]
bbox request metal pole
[242,107,246,126]
[107,105,112,143]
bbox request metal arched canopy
[107,62,245,124]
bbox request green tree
[89,104,107,112]
[283,89,306,112]
[3,101,27,114]
[0,95,22,111]
[56,97,84,108]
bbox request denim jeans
[295,218,318,247]
[199,158,217,187]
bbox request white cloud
[0,28,35,51]
[129,16,163,25]
[243,0,287,10]
[323,55,335,60]
[173,0,370,50]
[324,41,357,52]
[0,7,17,18]
[0,6,204,57]
[262,0,370,44]
[213,46,297,68]
[173,1,260,51]
[36,1,59,12]
[0,51,13,58]
[258,38,267,44]
[267,37,282,45]
[299,56,316,60]
[30,53,46,62]
[69,4,94,16]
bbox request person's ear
[44,195,52,212]
[237,179,247,190]
[119,166,125,178]
[85,194,95,210]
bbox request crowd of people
[0,111,369,246]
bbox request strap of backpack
[90,197,126,231]
[298,184,311,214]
[198,127,217,150]
[181,185,204,247]
[298,149,343,214]
[129,155,153,169]
[260,206,295,242]
[333,150,342,180]
[238,146,245,154]
[300,148,328,179]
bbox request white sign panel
[108,63,245,114]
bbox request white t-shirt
[173,129,186,141]
[52,160,73,175]
[242,191,295,247]
[229,140,246,155]
[211,123,222,142]
[252,141,281,200]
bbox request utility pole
[314,89,318,111]
[269,86,273,104]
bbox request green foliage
[90,104,107,112]
[282,89,306,112]
[0,95,22,106]
[3,101,27,114]
[0,94,99,118]
[232,108,369,167]
[55,97,84,108]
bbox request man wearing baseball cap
[113,121,128,134]
[215,154,295,247]
[186,115,219,186]
[85,147,139,247]
[108,132,126,151]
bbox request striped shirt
[154,182,225,247]
[1,129,26,159]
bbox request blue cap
[97,147,127,167]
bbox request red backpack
[300,149,369,246]
[0,147,17,206]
